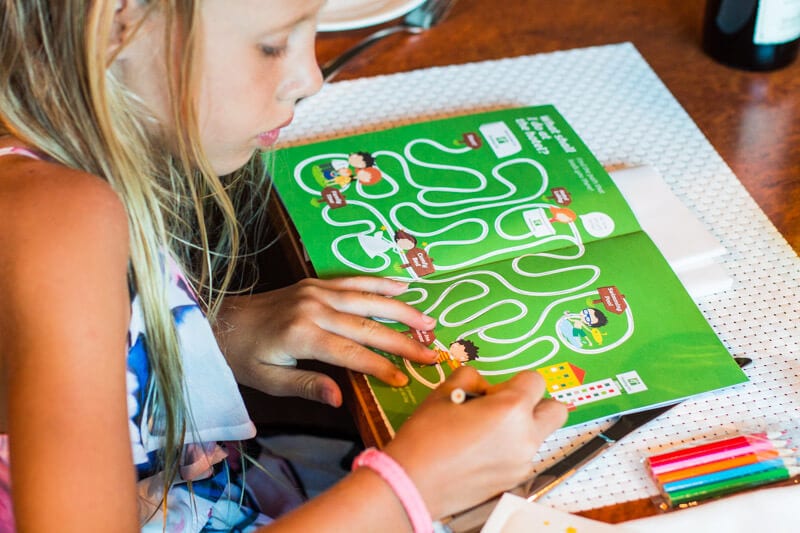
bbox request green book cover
[270,105,748,432]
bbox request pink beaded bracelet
[352,447,433,533]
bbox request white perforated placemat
[279,42,800,512]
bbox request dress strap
[0,146,42,160]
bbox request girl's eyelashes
[260,43,288,58]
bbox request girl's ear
[108,0,146,61]
[109,0,128,51]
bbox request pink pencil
[649,432,785,466]
[649,432,790,475]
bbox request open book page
[272,105,640,279]
[270,105,748,433]
[363,230,744,430]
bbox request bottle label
[754,0,800,44]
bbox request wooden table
[266,0,800,524]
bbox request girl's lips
[257,129,281,148]
[256,117,293,149]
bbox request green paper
[270,105,748,432]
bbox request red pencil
[653,447,793,484]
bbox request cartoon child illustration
[336,151,383,186]
[557,307,608,348]
[348,151,375,170]
[312,161,340,185]
[436,339,480,369]
[332,166,353,186]
[354,166,382,185]
[394,229,435,277]
[313,151,380,187]
[449,339,480,363]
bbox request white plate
[317,0,427,32]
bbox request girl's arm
[0,160,138,531]
[262,367,568,531]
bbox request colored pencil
[450,388,480,404]
[665,465,800,506]
[661,457,798,493]
[649,435,790,475]
[654,447,794,484]
[648,431,785,466]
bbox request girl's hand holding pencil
[384,367,568,519]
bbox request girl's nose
[281,53,323,103]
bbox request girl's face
[117,0,324,175]
[198,0,324,174]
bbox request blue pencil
[662,456,797,493]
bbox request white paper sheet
[610,166,732,299]
[482,484,800,532]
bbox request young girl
[0,1,567,531]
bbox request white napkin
[609,166,732,299]
[480,493,620,532]
[482,483,800,532]
[622,483,800,532]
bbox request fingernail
[394,371,409,386]
[391,281,409,294]
[323,389,341,407]
[422,314,436,326]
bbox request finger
[303,276,411,297]
[315,309,437,365]
[434,366,489,400]
[251,364,343,407]
[372,330,438,365]
[491,370,547,405]
[297,330,411,388]
[500,373,568,434]
[319,287,437,333]
[298,276,435,329]
[532,398,569,431]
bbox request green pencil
[666,464,800,506]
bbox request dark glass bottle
[703,0,800,70]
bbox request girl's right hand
[383,366,568,519]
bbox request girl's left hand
[215,276,438,406]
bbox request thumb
[436,366,489,400]
[252,364,343,407]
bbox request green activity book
[269,105,748,433]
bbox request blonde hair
[0,0,269,504]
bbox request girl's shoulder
[0,150,131,317]
[0,150,129,256]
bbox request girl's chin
[211,150,258,176]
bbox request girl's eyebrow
[267,4,323,34]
